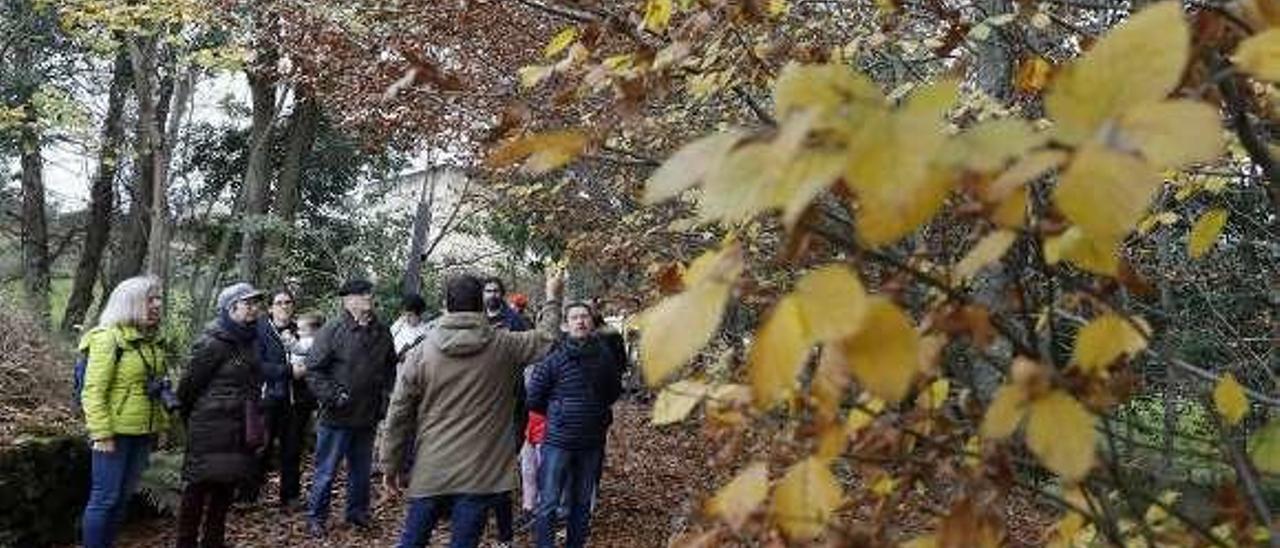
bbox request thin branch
[1211,51,1280,212]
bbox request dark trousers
[398,493,506,548]
[308,425,374,525]
[248,402,311,503]
[535,446,603,548]
[492,491,514,542]
[176,481,235,548]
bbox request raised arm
[508,271,566,366]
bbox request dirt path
[113,401,707,547]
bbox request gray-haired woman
[80,275,171,548]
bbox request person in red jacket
[520,407,546,522]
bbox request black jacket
[255,319,314,407]
[526,335,623,451]
[305,312,397,429]
[178,321,262,483]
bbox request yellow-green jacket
[79,325,170,440]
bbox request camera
[146,377,182,412]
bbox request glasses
[274,300,294,306]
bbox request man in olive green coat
[381,271,564,548]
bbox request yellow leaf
[815,422,847,459]
[1054,144,1162,242]
[773,63,884,121]
[846,408,875,434]
[706,462,769,531]
[1071,314,1149,375]
[792,265,869,341]
[939,119,1047,172]
[778,150,846,228]
[1026,390,1097,481]
[642,0,674,33]
[954,229,1017,284]
[544,27,579,58]
[991,187,1027,229]
[904,78,960,123]
[644,130,745,203]
[812,348,851,422]
[487,130,589,175]
[1214,373,1249,426]
[1188,208,1228,259]
[1045,2,1189,145]
[919,378,950,411]
[518,64,553,89]
[767,0,789,17]
[651,379,709,425]
[770,458,843,541]
[840,297,921,402]
[985,150,1068,201]
[1015,55,1052,93]
[902,535,938,548]
[1234,29,1280,82]
[854,167,954,247]
[1043,226,1120,277]
[603,54,634,70]
[1117,100,1224,169]
[869,473,898,497]
[749,298,810,407]
[700,143,782,223]
[639,245,742,386]
[1249,419,1280,474]
[980,385,1027,439]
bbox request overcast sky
[11,74,250,212]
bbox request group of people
[77,268,627,548]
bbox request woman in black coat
[175,283,265,548]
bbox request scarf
[218,309,258,343]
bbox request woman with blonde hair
[80,275,173,548]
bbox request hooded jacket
[379,300,561,497]
[79,325,169,440]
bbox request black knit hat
[338,279,374,297]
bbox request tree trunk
[236,12,280,286]
[274,89,319,226]
[108,45,174,289]
[62,49,131,333]
[263,87,319,279]
[19,102,51,327]
[143,67,193,283]
[402,169,438,296]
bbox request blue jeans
[398,493,504,548]
[82,434,153,548]
[308,425,374,526]
[535,446,603,548]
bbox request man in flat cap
[305,279,397,537]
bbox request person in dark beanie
[241,289,313,510]
[305,279,397,538]
[527,301,624,548]
[176,282,266,548]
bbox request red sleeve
[527,411,547,444]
